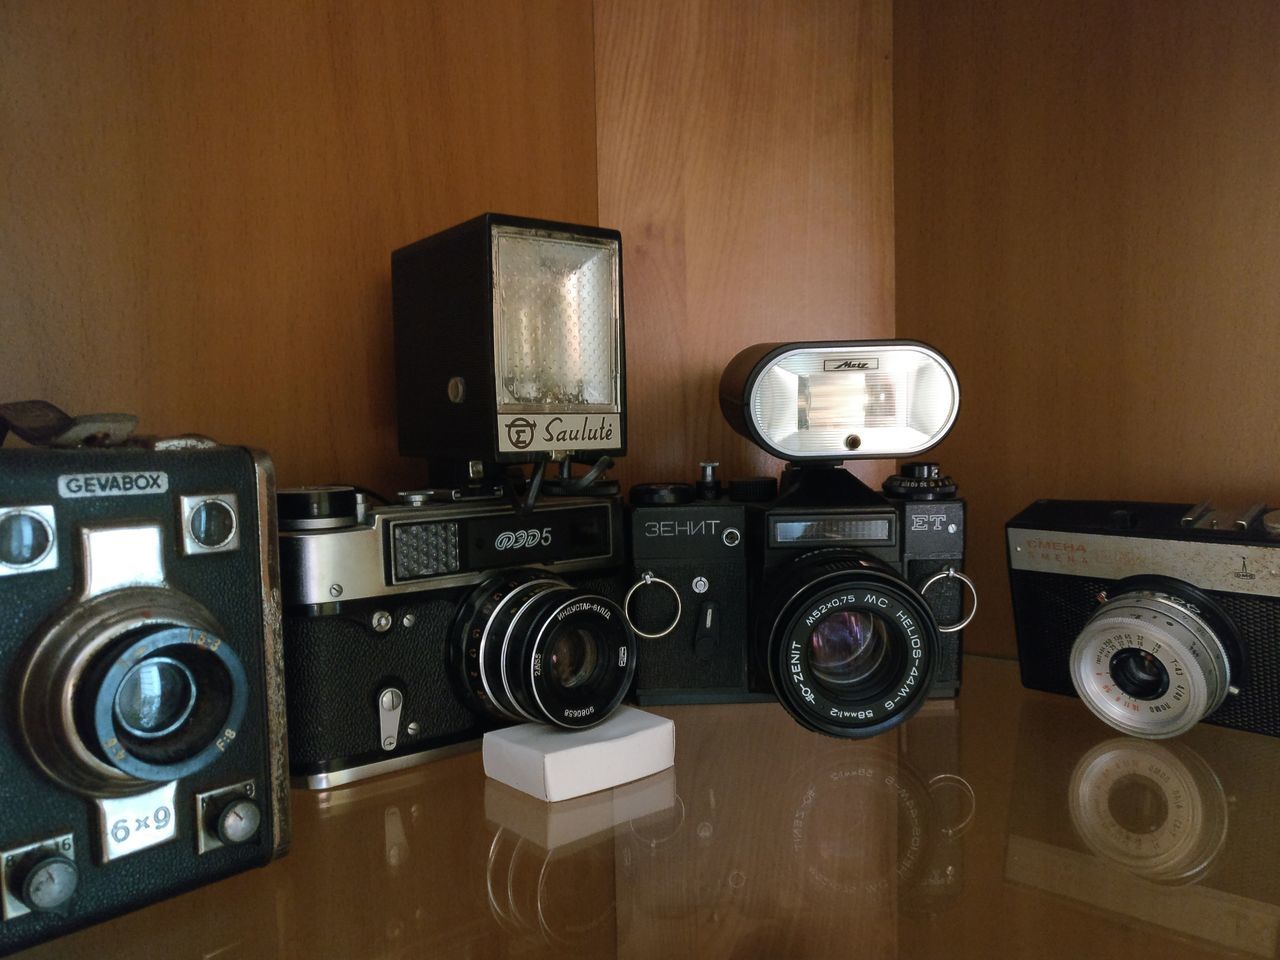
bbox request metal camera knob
[12,854,78,914]
[277,486,360,531]
[882,462,958,501]
[209,796,263,847]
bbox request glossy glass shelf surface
[18,655,1280,959]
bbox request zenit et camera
[626,341,976,739]
[280,214,637,789]
[0,402,289,956]
[1008,498,1280,739]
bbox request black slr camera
[627,341,975,739]
[1008,498,1280,739]
[280,214,638,789]
[0,402,289,956]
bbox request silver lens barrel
[1069,590,1232,739]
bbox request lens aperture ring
[1071,590,1232,739]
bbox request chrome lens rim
[1070,591,1231,739]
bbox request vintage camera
[0,402,289,956]
[283,214,637,789]
[279,488,637,788]
[1008,498,1280,739]
[626,341,975,738]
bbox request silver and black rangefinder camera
[0,402,289,957]
[278,487,638,789]
[1008,498,1280,739]
[625,341,976,740]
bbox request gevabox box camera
[0,403,289,956]
[626,341,975,740]
[279,487,636,789]
[1008,498,1280,739]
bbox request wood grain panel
[0,0,598,493]
[594,0,896,492]
[894,1,1280,657]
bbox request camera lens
[1070,580,1236,739]
[1108,648,1170,702]
[454,570,636,729]
[19,588,249,794]
[79,624,246,775]
[547,626,601,690]
[113,656,198,739]
[808,610,890,690]
[762,553,940,738]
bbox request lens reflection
[114,656,198,739]
[809,611,888,688]
[1107,774,1169,835]
[548,627,600,690]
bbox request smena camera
[0,402,289,956]
[1008,498,1280,739]
[280,214,638,789]
[627,341,976,739]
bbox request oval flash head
[719,340,960,461]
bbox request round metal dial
[214,797,262,846]
[20,855,78,913]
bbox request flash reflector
[719,341,959,460]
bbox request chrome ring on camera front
[919,567,978,633]
[624,571,682,639]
